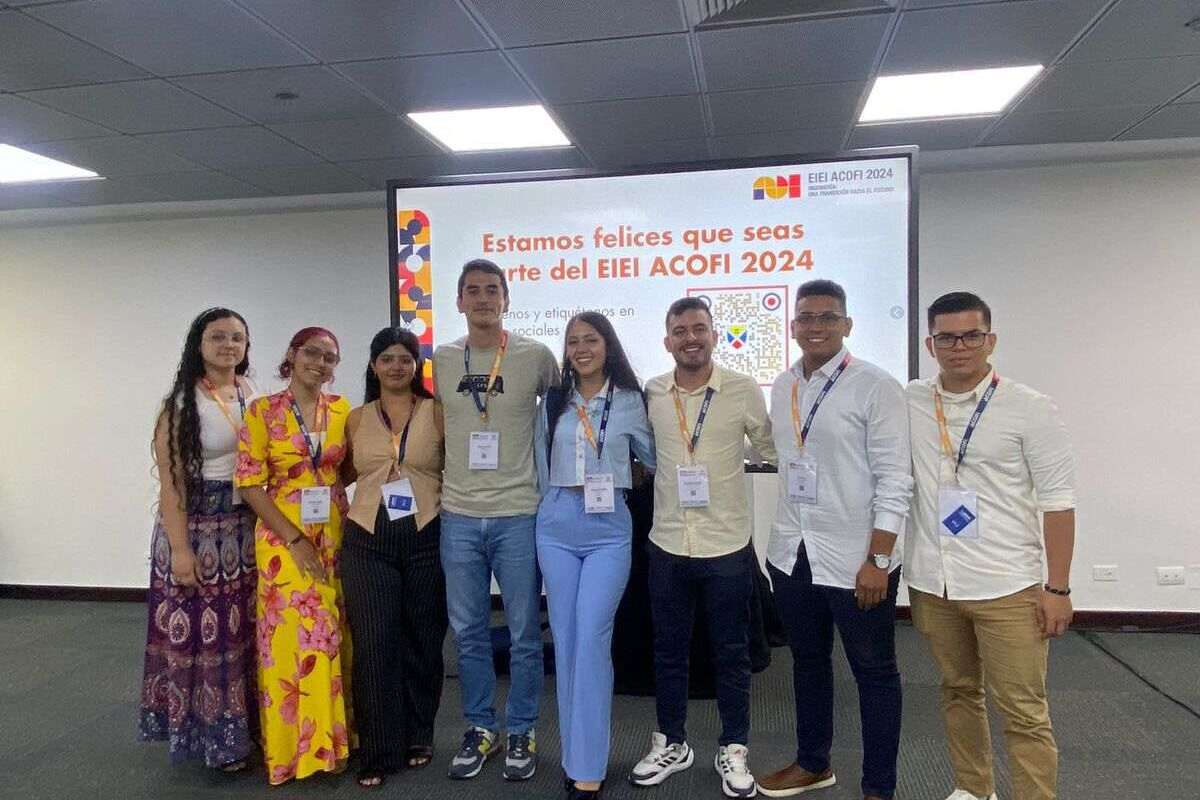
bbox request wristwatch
[870,553,891,570]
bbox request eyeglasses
[931,331,990,350]
[795,312,846,327]
[299,344,340,365]
[204,332,246,344]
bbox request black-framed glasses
[931,331,990,350]
[795,312,846,327]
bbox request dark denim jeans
[648,542,754,746]
[768,544,902,799]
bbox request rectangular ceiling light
[858,65,1043,124]
[407,104,571,152]
[0,143,101,184]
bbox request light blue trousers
[535,487,632,782]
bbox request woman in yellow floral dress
[236,326,354,784]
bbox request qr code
[688,285,789,385]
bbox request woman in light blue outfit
[535,311,655,800]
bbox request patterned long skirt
[138,480,259,767]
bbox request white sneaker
[945,790,997,800]
[628,732,694,786]
[715,744,757,798]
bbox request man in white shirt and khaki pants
[757,280,912,800]
[906,291,1076,800]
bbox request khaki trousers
[910,586,1057,800]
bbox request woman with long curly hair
[236,326,354,785]
[139,307,262,772]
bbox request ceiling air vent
[694,0,896,29]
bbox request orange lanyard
[201,377,244,434]
[378,397,417,466]
[789,354,851,449]
[933,391,955,460]
[672,385,715,464]
[465,332,508,422]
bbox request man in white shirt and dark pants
[906,291,1075,800]
[757,281,912,800]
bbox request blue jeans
[648,542,754,747]
[440,510,543,734]
[537,487,632,782]
[768,543,902,799]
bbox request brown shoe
[756,763,836,797]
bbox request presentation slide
[389,153,915,403]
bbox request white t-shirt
[196,377,261,481]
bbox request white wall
[2,156,1198,611]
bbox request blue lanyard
[674,387,715,454]
[936,374,1000,471]
[795,353,851,445]
[289,396,324,472]
[580,382,616,460]
[234,382,246,418]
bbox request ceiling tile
[236,0,492,61]
[708,82,865,136]
[698,15,889,92]
[1015,56,1200,113]
[883,0,1108,74]
[173,66,390,125]
[984,105,1153,145]
[1119,102,1200,140]
[554,95,706,148]
[39,176,176,205]
[0,184,72,211]
[1067,0,1200,62]
[509,34,697,103]
[28,0,314,75]
[470,0,686,47]
[268,116,443,161]
[849,117,993,150]
[20,80,248,134]
[222,164,373,195]
[0,9,148,91]
[709,127,845,159]
[584,138,711,169]
[133,171,272,201]
[450,147,587,174]
[0,94,115,143]
[336,52,535,112]
[137,126,324,169]
[18,136,206,176]
[903,0,1003,6]
[335,156,451,188]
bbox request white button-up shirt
[767,348,912,588]
[905,370,1076,601]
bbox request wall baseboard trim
[3,584,1196,632]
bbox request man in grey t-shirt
[433,259,559,782]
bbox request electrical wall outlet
[1156,566,1185,586]
[1187,565,1200,590]
[1092,565,1119,582]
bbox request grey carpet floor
[1,599,1197,799]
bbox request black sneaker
[504,730,538,780]
[447,726,498,779]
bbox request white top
[767,348,912,588]
[905,369,1076,601]
[197,377,261,481]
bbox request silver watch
[870,553,891,570]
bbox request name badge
[300,486,331,525]
[584,473,615,514]
[786,454,818,505]
[938,486,979,539]
[469,431,500,470]
[381,477,418,521]
[677,465,710,508]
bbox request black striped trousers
[341,507,448,772]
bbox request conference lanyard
[672,385,716,460]
[577,382,615,459]
[378,396,416,466]
[201,377,245,434]
[464,332,508,422]
[289,393,328,474]
[934,373,1000,472]
[790,353,851,449]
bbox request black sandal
[406,745,434,769]
[356,768,386,788]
